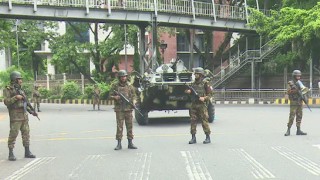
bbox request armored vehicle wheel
[135,109,149,125]
[207,102,215,123]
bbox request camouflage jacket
[33,89,41,99]
[93,88,101,99]
[110,81,136,111]
[190,79,213,106]
[3,83,29,121]
[287,80,301,102]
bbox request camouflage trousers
[287,102,303,128]
[189,105,211,135]
[93,98,100,109]
[8,121,30,149]
[33,98,40,110]
[115,110,134,140]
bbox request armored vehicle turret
[133,59,215,125]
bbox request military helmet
[118,70,128,77]
[194,67,205,75]
[10,71,22,81]
[292,70,302,77]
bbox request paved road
[0,104,319,180]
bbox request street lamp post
[15,20,20,68]
[160,40,167,63]
[124,24,128,71]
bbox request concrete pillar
[81,73,85,94]
[139,25,146,74]
[63,73,66,85]
[46,74,49,90]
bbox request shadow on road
[146,116,190,126]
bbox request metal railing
[214,89,286,100]
[214,88,320,100]
[4,0,270,21]
[213,38,279,88]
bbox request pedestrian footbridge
[0,0,269,32]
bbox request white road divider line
[180,150,213,180]
[68,155,107,179]
[232,149,275,179]
[5,157,55,180]
[129,152,152,180]
[272,146,320,176]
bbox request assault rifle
[113,90,144,117]
[185,83,207,107]
[186,84,200,100]
[295,81,312,112]
[14,85,40,120]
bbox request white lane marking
[232,149,275,179]
[129,152,152,180]
[272,146,320,176]
[313,145,320,150]
[5,157,55,180]
[68,155,107,179]
[180,150,213,180]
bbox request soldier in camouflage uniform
[3,71,37,161]
[284,70,307,136]
[32,85,41,112]
[110,70,138,150]
[93,84,101,110]
[185,67,212,144]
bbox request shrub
[39,88,51,99]
[48,94,62,99]
[84,83,111,100]
[84,85,94,99]
[62,81,81,99]
[99,83,111,100]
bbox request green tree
[49,22,139,83]
[0,66,32,88]
[249,2,320,72]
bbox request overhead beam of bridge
[0,4,255,33]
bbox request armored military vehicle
[133,59,215,125]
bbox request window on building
[177,34,189,52]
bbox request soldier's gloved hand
[135,103,141,109]
[185,89,191,94]
[15,95,24,100]
[199,97,206,102]
[32,112,38,116]
[113,95,120,100]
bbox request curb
[1,98,320,105]
[0,99,114,105]
[274,98,320,105]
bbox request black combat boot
[284,127,290,136]
[114,140,122,150]
[203,134,211,144]
[25,147,36,158]
[128,139,138,149]
[296,127,307,135]
[189,134,196,144]
[8,148,16,161]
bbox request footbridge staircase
[213,39,280,88]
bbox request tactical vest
[113,82,134,111]
[33,90,40,98]
[191,80,207,105]
[4,84,28,121]
[288,80,300,101]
